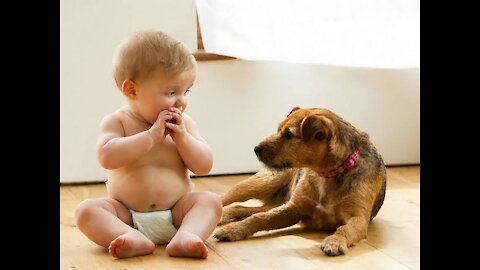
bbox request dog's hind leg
[222,169,294,206]
[218,203,282,226]
[214,203,302,241]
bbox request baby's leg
[166,191,222,259]
[75,198,154,258]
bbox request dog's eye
[283,130,294,140]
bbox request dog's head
[254,107,352,172]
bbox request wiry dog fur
[214,107,387,256]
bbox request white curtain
[195,0,419,69]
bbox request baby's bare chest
[140,138,183,167]
[121,116,182,165]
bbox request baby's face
[133,68,196,124]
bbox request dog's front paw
[214,225,250,241]
[320,235,348,256]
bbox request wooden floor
[60,166,419,270]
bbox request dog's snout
[254,146,263,156]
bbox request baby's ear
[300,115,333,142]
[121,80,137,99]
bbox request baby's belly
[106,166,193,212]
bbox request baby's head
[113,30,196,90]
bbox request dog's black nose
[254,146,263,156]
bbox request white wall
[191,61,419,175]
[60,0,419,183]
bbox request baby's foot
[108,230,155,258]
[165,231,208,259]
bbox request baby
[74,30,222,259]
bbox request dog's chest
[303,180,341,229]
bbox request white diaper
[129,209,177,244]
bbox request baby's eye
[184,90,190,96]
[167,91,175,96]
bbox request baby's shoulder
[100,107,127,127]
[182,113,197,127]
[182,113,203,135]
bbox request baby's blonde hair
[113,30,196,90]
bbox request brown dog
[214,107,387,256]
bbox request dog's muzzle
[254,145,292,169]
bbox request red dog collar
[318,148,360,178]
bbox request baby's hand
[165,107,187,141]
[148,110,173,144]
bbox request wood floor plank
[60,166,420,270]
[386,167,420,189]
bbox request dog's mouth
[265,160,292,170]
[255,145,292,170]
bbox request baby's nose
[175,98,186,109]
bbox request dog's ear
[300,115,333,142]
[287,106,300,117]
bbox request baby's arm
[96,111,171,169]
[166,112,213,176]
